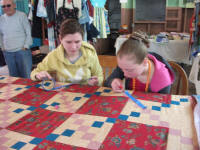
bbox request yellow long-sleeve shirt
[31,41,103,85]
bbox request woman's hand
[88,76,98,86]
[35,71,52,80]
[111,78,124,92]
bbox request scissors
[41,78,72,91]
[41,76,96,91]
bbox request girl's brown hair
[59,19,84,39]
[117,32,150,64]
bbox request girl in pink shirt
[104,32,175,94]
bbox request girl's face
[117,55,146,78]
[60,32,82,56]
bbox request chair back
[98,55,117,83]
[168,61,188,95]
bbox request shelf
[166,18,181,21]
[165,7,182,32]
[131,6,192,33]
[134,21,166,24]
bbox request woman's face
[117,55,146,78]
[60,32,82,56]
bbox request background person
[0,0,32,78]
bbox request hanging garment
[47,27,56,51]
[28,2,33,20]
[32,0,43,38]
[56,0,79,35]
[37,0,47,18]
[56,0,81,17]
[79,0,90,24]
[104,9,110,35]
[107,0,121,30]
[90,0,106,8]
[86,23,99,41]
[93,7,109,38]
[87,0,94,17]
[46,19,56,51]
[45,0,56,23]
[82,24,87,41]
[16,0,29,14]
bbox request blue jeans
[3,49,32,78]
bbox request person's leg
[0,49,6,66]
[16,49,32,78]
[3,51,19,77]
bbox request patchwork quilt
[0,76,198,150]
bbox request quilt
[0,76,198,150]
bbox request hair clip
[129,34,142,41]
[129,32,150,47]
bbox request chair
[98,55,117,83]
[168,61,189,95]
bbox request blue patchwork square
[94,92,101,96]
[83,94,92,98]
[73,97,81,101]
[62,129,75,137]
[39,104,48,108]
[103,89,111,93]
[35,84,41,88]
[118,114,128,121]
[15,88,22,91]
[25,86,32,89]
[161,103,170,108]
[171,101,180,105]
[44,82,51,86]
[130,112,140,117]
[51,102,60,106]
[180,98,188,102]
[0,77,5,80]
[46,134,59,141]
[92,121,104,128]
[11,141,26,149]
[13,108,24,113]
[152,106,161,111]
[27,106,37,111]
[106,118,116,123]
[29,138,43,145]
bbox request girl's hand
[111,78,124,92]
[88,76,98,86]
[35,71,52,80]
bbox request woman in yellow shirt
[31,19,103,86]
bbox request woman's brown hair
[59,19,84,39]
[117,32,150,64]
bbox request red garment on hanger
[87,0,94,17]
[189,13,195,46]
[67,0,72,3]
